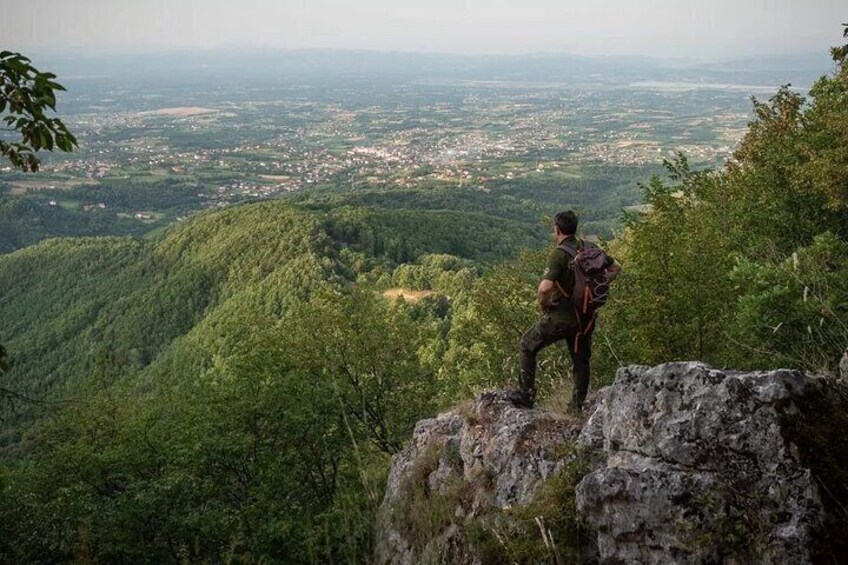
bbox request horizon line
[17,44,837,66]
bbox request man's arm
[606,260,622,282]
[537,278,555,309]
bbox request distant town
[1,72,759,231]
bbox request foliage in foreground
[0,51,77,171]
[600,29,848,374]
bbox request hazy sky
[3,0,846,59]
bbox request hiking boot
[504,389,534,409]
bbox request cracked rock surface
[576,362,827,564]
[374,390,581,564]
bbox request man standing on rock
[515,210,621,411]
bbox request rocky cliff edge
[375,362,848,564]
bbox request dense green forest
[0,194,147,253]
[1,35,848,563]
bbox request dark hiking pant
[519,313,593,409]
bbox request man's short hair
[555,211,578,235]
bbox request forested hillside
[1,31,847,565]
[0,194,146,253]
[0,199,542,440]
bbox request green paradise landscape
[1,24,847,565]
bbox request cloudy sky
[4,0,846,59]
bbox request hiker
[515,210,621,410]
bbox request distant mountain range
[33,48,835,89]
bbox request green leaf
[56,135,72,152]
[42,128,53,151]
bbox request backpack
[555,239,611,351]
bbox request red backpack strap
[554,280,571,299]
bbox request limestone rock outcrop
[576,362,842,564]
[376,363,848,564]
[374,390,582,564]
